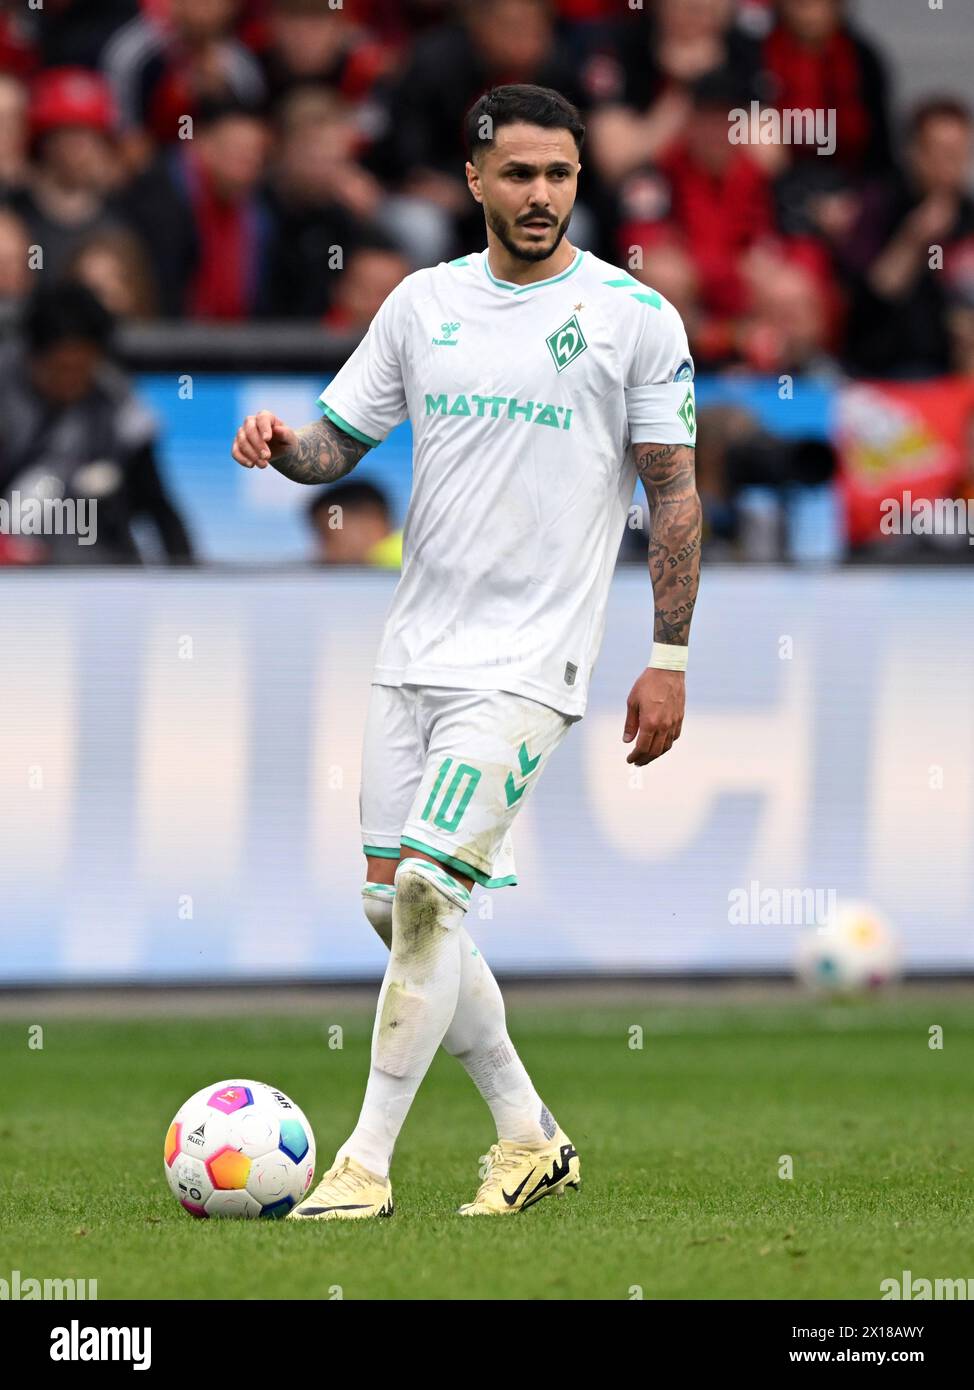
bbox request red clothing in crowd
[144,65,201,144]
[762,25,872,168]
[657,141,775,317]
[553,0,620,17]
[0,13,38,79]
[183,154,262,320]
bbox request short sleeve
[623,298,697,447]
[317,279,410,447]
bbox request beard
[485,203,573,263]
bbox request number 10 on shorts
[420,759,481,831]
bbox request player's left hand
[622,668,685,765]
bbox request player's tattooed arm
[270,418,371,484]
[621,442,701,765]
[232,410,372,483]
[634,442,701,646]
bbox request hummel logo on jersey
[432,321,461,346]
[546,314,588,373]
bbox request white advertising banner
[0,568,971,981]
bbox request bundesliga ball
[164,1079,315,1218]
[795,901,901,995]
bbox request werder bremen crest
[546,314,588,373]
[677,388,696,439]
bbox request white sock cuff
[362,882,396,902]
[361,882,394,943]
[395,856,470,913]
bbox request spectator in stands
[181,98,273,320]
[762,0,892,175]
[738,246,837,374]
[0,281,193,564]
[369,0,591,256]
[587,0,760,187]
[307,480,400,567]
[114,98,272,319]
[101,0,266,155]
[615,67,840,371]
[0,207,32,311]
[763,0,894,257]
[321,240,411,333]
[7,68,127,281]
[617,73,775,333]
[256,0,396,109]
[262,86,450,314]
[262,89,392,316]
[65,227,160,319]
[843,98,974,377]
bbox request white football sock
[339,860,467,1178]
[361,880,557,1148]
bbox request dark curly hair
[464,84,585,164]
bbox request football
[795,901,902,995]
[164,1079,315,1218]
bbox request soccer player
[231,85,701,1217]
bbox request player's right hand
[232,411,297,468]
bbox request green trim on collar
[483,248,585,296]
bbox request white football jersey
[318,245,695,718]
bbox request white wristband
[649,642,688,672]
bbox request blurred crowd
[1,0,972,566]
[0,0,971,376]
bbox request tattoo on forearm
[634,442,701,645]
[271,417,371,485]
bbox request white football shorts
[360,683,574,887]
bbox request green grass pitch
[1,993,971,1300]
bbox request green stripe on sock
[398,854,471,905]
[362,883,396,899]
